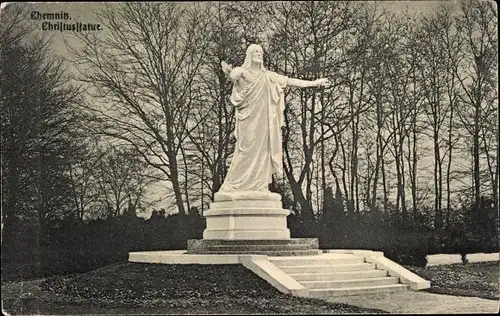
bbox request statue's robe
[219,70,288,192]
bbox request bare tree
[67,3,213,215]
[340,2,386,216]
[401,16,427,222]
[67,139,105,221]
[93,145,159,218]
[449,0,497,213]
[418,9,457,232]
[1,4,81,228]
[1,3,82,275]
[364,20,395,215]
[381,13,417,224]
[182,1,248,211]
[267,1,358,220]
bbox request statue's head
[242,44,265,70]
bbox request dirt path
[325,291,499,314]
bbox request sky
[6,1,460,59]
[3,1,460,77]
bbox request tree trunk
[306,167,313,208]
[339,136,352,218]
[371,97,383,214]
[214,67,226,195]
[288,175,314,221]
[399,143,408,225]
[411,119,418,220]
[320,92,326,210]
[446,105,454,227]
[394,134,401,216]
[381,153,388,213]
[473,110,481,216]
[434,126,442,232]
[306,92,316,214]
[180,146,191,213]
[170,167,186,216]
[168,139,186,215]
[201,159,205,214]
[351,114,360,214]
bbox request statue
[217,44,329,200]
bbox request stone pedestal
[187,191,319,256]
[202,191,291,240]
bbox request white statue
[218,44,329,199]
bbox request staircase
[269,253,409,297]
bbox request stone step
[190,250,322,256]
[278,262,376,274]
[270,256,363,266]
[205,244,315,251]
[301,276,400,289]
[308,284,409,298]
[289,269,388,282]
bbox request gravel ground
[325,291,499,314]
[325,261,499,314]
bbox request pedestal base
[202,198,291,240]
[187,238,320,256]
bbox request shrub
[2,212,206,280]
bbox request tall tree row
[7,0,494,223]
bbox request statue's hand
[314,78,330,88]
[221,61,233,76]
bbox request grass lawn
[404,261,499,300]
[2,262,388,315]
[3,260,498,315]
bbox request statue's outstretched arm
[287,77,330,88]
